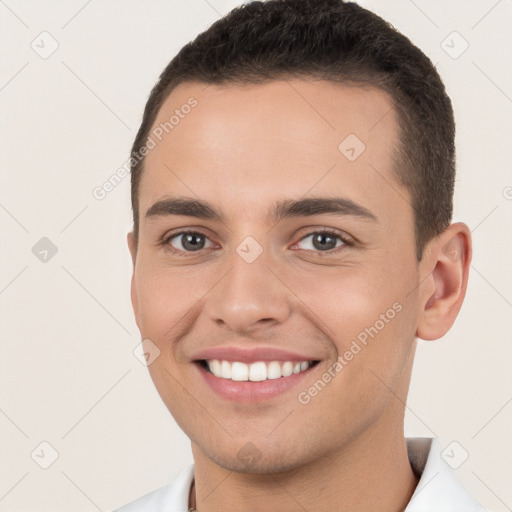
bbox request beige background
[1,0,511,510]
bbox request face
[128,79,423,473]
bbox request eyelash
[159,229,353,257]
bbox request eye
[160,228,352,257]
[164,231,214,253]
[292,230,351,254]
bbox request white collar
[113,437,486,511]
[404,437,485,511]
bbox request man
[115,0,486,510]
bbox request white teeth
[220,360,231,379]
[282,361,293,377]
[267,361,282,379]
[205,359,315,381]
[210,359,221,377]
[249,361,267,381]
[231,362,249,381]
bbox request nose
[205,246,291,334]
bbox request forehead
[139,78,406,222]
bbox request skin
[127,78,472,512]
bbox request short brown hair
[130,0,456,261]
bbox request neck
[189,424,419,512]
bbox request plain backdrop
[1,1,511,511]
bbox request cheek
[134,264,199,340]
[292,298,415,444]
[146,361,199,439]
[282,262,407,341]
[286,261,416,392]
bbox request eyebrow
[145,196,379,224]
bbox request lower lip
[194,362,317,403]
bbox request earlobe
[416,223,472,341]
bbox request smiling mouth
[197,359,320,382]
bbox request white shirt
[112,437,486,512]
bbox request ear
[127,231,139,321]
[416,222,472,341]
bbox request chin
[199,439,315,475]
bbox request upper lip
[191,346,320,364]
